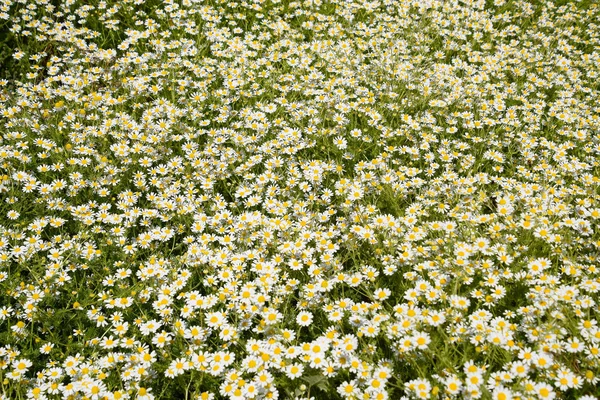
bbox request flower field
[1,0,600,398]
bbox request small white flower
[296,311,313,327]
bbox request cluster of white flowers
[0,0,599,399]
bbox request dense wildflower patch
[1,0,600,399]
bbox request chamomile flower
[296,311,313,327]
